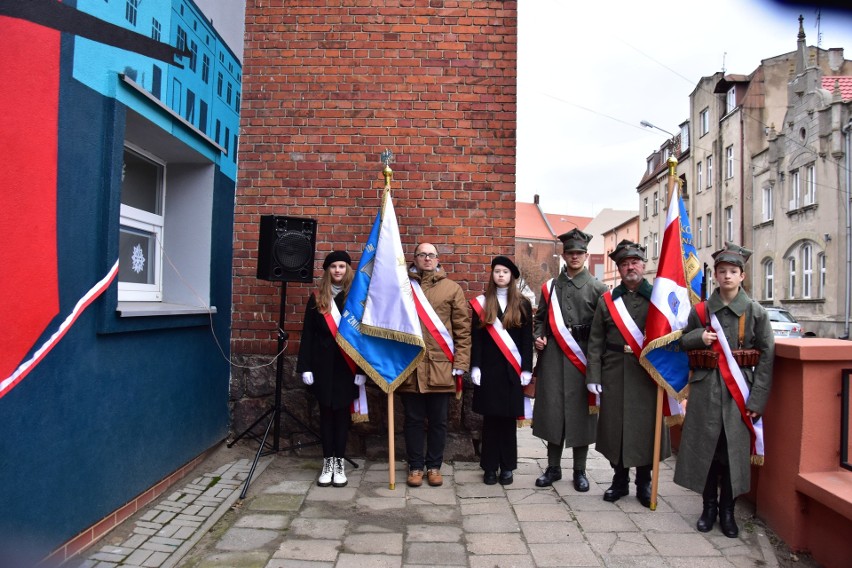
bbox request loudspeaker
[256,215,317,282]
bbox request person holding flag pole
[638,156,704,510]
[336,154,426,490]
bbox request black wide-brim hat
[491,255,520,279]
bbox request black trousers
[479,415,517,472]
[319,405,350,458]
[401,392,450,470]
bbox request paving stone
[528,541,600,566]
[305,487,358,501]
[573,510,638,532]
[342,533,403,554]
[263,480,314,494]
[248,493,305,512]
[630,511,694,533]
[272,538,341,562]
[466,532,528,555]
[646,532,722,556]
[413,504,459,523]
[215,527,279,551]
[140,550,169,567]
[462,512,520,533]
[407,487,457,505]
[354,496,406,510]
[459,498,514,516]
[513,502,573,522]
[468,555,535,568]
[264,559,333,568]
[666,558,739,568]
[234,513,291,530]
[288,518,348,539]
[405,542,467,566]
[335,553,402,568]
[520,520,585,544]
[405,524,463,542]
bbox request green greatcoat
[586,280,671,467]
[532,268,607,447]
[674,289,774,497]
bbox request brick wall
[230,1,518,452]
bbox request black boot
[697,463,719,533]
[535,465,562,487]
[603,466,629,502]
[573,470,590,492]
[718,468,738,538]
[635,465,652,508]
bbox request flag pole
[649,155,680,511]
[381,153,397,490]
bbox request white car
[765,307,804,338]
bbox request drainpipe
[842,122,852,339]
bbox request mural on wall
[0,0,188,399]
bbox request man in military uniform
[532,229,607,490]
[676,242,774,537]
[586,240,670,508]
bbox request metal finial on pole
[380,149,394,188]
[667,155,678,178]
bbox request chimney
[534,194,539,205]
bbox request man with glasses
[586,240,671,508]
[532,229,607,491]
[398,242,471,487]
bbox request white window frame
[696,217,703,249]
[725,206,733,241]
[804,164,816,205]
[726,86,736,114]
[802,244,813,299]
[643,236,649,252]
[697,162,702,192]
[725,145,734,179]
[763,259,774,301]
[706,213,712,247]
[680,124,689,153]
[699,108,709,136]
[762,185,773,222]
[653,191,658,216]
[119,145,165,302]
[653,232,659,259]
[788,256,796,299]
[818,252,826,298]
[706,155,713,187]
[643,197,648,220]
[790,169,800,209]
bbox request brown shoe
[426,468,443,486]
[407,469,424,487]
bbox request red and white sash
[602,291,644,356]
[695,302,764,464]
[470,295,521,376]
[410,279,455,362]
[541,280,598,412]
[321,295,368,422]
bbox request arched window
[802,244,813,299]
[787,256,796,299]
[763,259,774,301]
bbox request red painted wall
[233,1,518,356]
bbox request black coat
[471,298,534,417]
[296,292,358,410]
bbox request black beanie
[322,250,352,269]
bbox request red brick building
[230,1,518,450]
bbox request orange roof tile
[515,202,553,240]
[822,76,852,101]
[545,213,593,237]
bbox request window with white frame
[653,232,659,258]
[706,213,712,247]
[788,256,796,298]
[706,155,713,187]
[699,108,709,136]
[804,164,816,205]
[790,169,800,209]
[653,191,658,216]
[697,162,702,192]
[762,185,773,222]
[680,124,689,153]
[696,217,703,248]
[643,236,649,252]
[119,146,165,301]
[726,86,736,113]
[647,159,654,175]
[802,244,813,299]
[763,259,774,301]
[818,253,826,298]
[725,206,733,241]
[643,197,648,220]
[725,145,734,178]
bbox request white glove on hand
[470,367,481,386]
[587,383,602,394]
[520,371,532,386]
[452,368,465,376]
[302,372,314,386]
[354,374,367,386]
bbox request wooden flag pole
[650,384,664,510]
[388,391,395,489]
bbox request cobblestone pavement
[70,428,781,568]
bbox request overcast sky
[516,0,852,217]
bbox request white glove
[354,374,367,386]
[470,367,481,386]
[302,372,314,386]
[452,368,465,376]
[587,383,602,394]
[520,371,532,386]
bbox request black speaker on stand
[230,215,353,497]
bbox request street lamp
[640,120,676,139]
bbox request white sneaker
[332,457,347,487]
[317,457,333,487]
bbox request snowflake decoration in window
[131,243,146,274]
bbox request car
[765,307,804,338]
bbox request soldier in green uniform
[587,240,671,508]
[676,242,774,538]
[532,229,607,490]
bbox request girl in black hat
[297,250,366,487]
[469,256,534,485]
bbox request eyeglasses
[415,253,438,259]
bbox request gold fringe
[360,323,426,348]
[751,454,765,466]
[336,335,425,394]
[588,406,599,415]
[456,390,463,401]
[664,414,684,427]
[351,413,370,424]
[638,330,690,403]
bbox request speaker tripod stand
[229,281,357,499]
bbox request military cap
[491,255,520,279]
[558,228,593,252]
[608,239,647,264]
[711,242,752,269]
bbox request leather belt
[606,342,632,354]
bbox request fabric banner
[337,188,425,393]
[639,178,703,424]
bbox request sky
[516,0,852,217]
